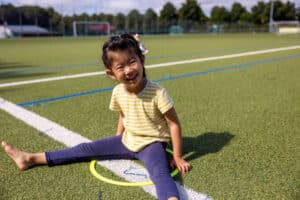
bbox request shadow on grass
[0,88,21,95]
[0,71,54,80]
[0,61,55,80]
[183,131,234,162]
[172,132,234,186]
[0,61,35,70]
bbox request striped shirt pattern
[109,80,174,152]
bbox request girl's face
[106,50,146,94]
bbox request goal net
[73,21,113,37]
[272,21,300,34]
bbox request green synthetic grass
[1,33,299,83]
[0,34,299,199]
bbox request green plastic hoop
[89,148,179,187]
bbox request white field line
[0,97,211,200]
[1,45,299,88]
[0,71,106,88]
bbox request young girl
[2,34,191,200]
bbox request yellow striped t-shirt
[109,80,174,152]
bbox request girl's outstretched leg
[137,142,179,200]
[45,135,134,166]
[1,141,47,171]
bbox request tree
[210,6,230,23]
[230,2,247,22]
[106,14,114,23]
[251,0,296,25]
[178,0,206,23]
[127,9,143,33]
[144,8,158,33]
[0,4,17,24]
[251,1,269,24]
[239,12,252,23]
[47,7,61,31]
[273,0,296,21]
[63,15,73,34]
[36,7,51,28]
[160,2,178,21]
[159,2,178,32]
[113,13,126,31]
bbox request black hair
[102,33,146,77]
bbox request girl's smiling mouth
[126,74,138,83]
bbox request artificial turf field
[0,33,299,199]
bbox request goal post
[73,21,112,37]
[271,21,300,34]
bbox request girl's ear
[106,69,116,80]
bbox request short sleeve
[109,87,121,112]
[157,88,174,114]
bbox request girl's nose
[124,65,133,75]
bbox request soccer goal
[73,21,112,37]
[272,21,300,34]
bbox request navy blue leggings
[45,135,179,200]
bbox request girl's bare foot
[1,141,33,171]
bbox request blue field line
[154,53,300,82]
[18,87,113,107]
[18,53,300,107]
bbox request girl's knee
[148,163,170,180]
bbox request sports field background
[0,33,299,199]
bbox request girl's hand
[171,156,192,174]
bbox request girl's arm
[164,107,192,174]
[116,112,125,136]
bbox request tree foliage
[159,2,178,21]
[211,6,230,23]
[273,0,296,21]
[0,0,297,34]
[178,0,207,23]
[230,2,247,22]
[251,1,269,24]
[127,9,143,32]
[251,0,296,24]
[144,8,158,33]
[113,13,126,31]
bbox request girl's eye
[129,59,136,65]
[116,66,124,71]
